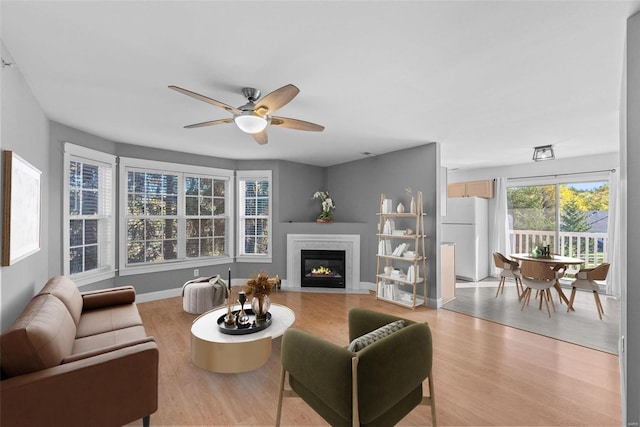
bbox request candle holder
[223,282,235,326]
[236,291,251,327]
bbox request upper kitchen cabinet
[447,180,494,199]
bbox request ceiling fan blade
[270,116,325,132]
[255,84,300,115]
[184,118,234,129]
[252,130,268,145]
[169,85,241,114]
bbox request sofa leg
[143,415,150,427]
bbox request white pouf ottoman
[182,275,228,314]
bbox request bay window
[119,157,233,275]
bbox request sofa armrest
[281,328,354,421]
[62,336,156,364]
[1,341,158,427]
[81,286,136,310]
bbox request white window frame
[236,170,272,263]
[63,143,116,286]
[119,157,234,276]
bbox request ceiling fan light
[234,113,267,134]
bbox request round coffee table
[191,303,295,373]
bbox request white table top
[191,303,296,344]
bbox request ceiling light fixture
[532,145,555,162]
[234,112,268,134]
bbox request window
[237,171,272,262]
[119,158,233,275]
[63,144,116,285]
[185,175,227,258]
[507,176,609,271]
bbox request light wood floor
[129,291,621,426]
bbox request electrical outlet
[193,269,199,277]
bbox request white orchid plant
[312,191,336,221]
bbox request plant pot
[251,295,271,321]
[316,218,334,223]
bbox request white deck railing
[509,230,608,270]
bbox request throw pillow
[348,320,405,352]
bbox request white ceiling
[2,1,639,168]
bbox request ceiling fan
[168,84,324,145]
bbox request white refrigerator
[441,197,489,282]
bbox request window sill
[119,257,234,276]
[72,269,116,287]
[236,255,272,263]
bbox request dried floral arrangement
[244,272,279,298]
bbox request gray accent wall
[626,10,639,426]
[0,43,50,330]
[327,144,441,306]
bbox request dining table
[509,253,585,309]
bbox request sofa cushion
[0,295,77,377]
[71,325,149,355]
[76,304,143,338]
[81,286,136,310]
[348,320,405,352]
[37,275,83,326]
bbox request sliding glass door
[507,184,556,254]
[558,181,609,267]
[507,180,609,273]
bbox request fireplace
[286,234,360,290]
[300,249,346,288]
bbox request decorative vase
[410,197,416,214]
[397,202,405,213]
[384,266,394,276]
[251,295,271,320]
[316,218,333,223]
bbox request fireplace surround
[286,234,361,290]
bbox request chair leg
[495,277,505,297]
[428,374,437,426]
[593,291,604,320]
[352,357,360,427]
[516,278,524,301]
[542,290,551,317]
[521,288,531,311]
[538,291,544,311]
[143,415,150,427]
[547,289,556,312]
[275,367,286,426]
[567,287,577,313]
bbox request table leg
[553,282,574,311]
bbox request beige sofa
[0,276,159,427]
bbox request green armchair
[276,308,436,426]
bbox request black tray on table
[217,308,272,335]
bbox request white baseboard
[135,287,182,303]
[136,280,377,302]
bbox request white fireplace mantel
[286,234,361,290]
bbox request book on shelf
[378,281,397,300]
[406,264,419,282]
[392,243,407,257]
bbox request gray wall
[626,10,639,426]
[327,144,441,306]
[0,43,50,330]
